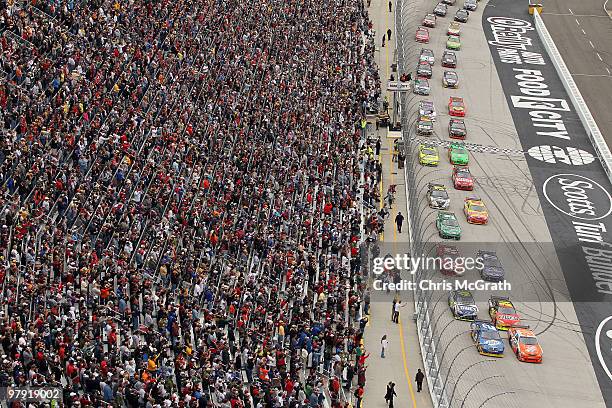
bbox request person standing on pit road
[381,335,389,358]
[416,369,425,392]
[389,1,392,12]
[375,138,381,157]
[385,382,397,407]
[395,211,404,233]
[392,299,406,323]
[387,28,392,41]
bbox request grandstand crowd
[0,0,386,406]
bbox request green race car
[448,142,469,165]
[446,35,461,50]
[436,211,462,240]
[419,143,439,166]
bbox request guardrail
[533,9,612,185]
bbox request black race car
[477,250,505,282]
[449,118,466,139]
[455,9,469,23]
[434,2,448,17]
[441,50,457,68]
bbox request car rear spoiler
[510,324,530,329]
[428,182,445,190]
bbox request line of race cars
[413,0,489,240]
[447,292,543,362]
[412,0,544,364]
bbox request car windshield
[470,204,486,212]
[498,306,515,314]
[454,147,467,154]
[449,37,459,43]
[443,218,458,227]
[480,330,500,340]
[456,169,470,177]
[451,101,463,107]
[452,122,465,130]
[520,337,538,345]
[484,255,501,267]
[420,121,433,127]
[456,292,474,304]
[431,190,446,198]
[423,148,436,155]
[446,73,457,79]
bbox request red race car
[448,96,466,117]
[415,27,430,43]
[437,244,463,276]
[452,166,473,190]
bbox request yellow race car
[419,143,439,166]
[464,197,488,224]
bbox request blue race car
[470,321,505,357]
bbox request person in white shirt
[381,335,389,358]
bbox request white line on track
[589,40,595,48]
[605,0,612,19]
[544,13,609,17]
[597,53,603,61]
[607,68,611,75]
[571,73,611,77]
[582,28,587,35]
[568,8,573,14]
[575,18,580,25]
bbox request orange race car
[448,96,466,117]
[508,326,543,363]
[464,197,488,224]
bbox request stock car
[441,50,457,68]
[464,0,478,11]
[417,61,433,78]
[419,100,437,121]
[489,296,521,330]
[417,116,434,136]
[416,27,430,43]
[419,143,439,165]
[449,290,478,320]
[446,35,461,50]
[508,326,543,363]
[452,165,474,190]
[442,71,458,88]
[464,197,488,224]
[448,142,469,165]
[427,183,450,209]
[455,9,469,23]
[413,78,431,95]
[448,96,466,116]
[422,13,437,27]
[438,244,463,275]
[442,0,456,5]
[447,21,461,36]
[419,48,435,65]
[471,321,505,357]
[434,2,448,17]
[449,118,466,139]
[477,250,505,282]
[436,211,462,240]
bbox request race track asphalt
[541,0,612,149]
[400,0,608,406]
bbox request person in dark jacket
[385,382,397,407]
[416,369,425,392]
